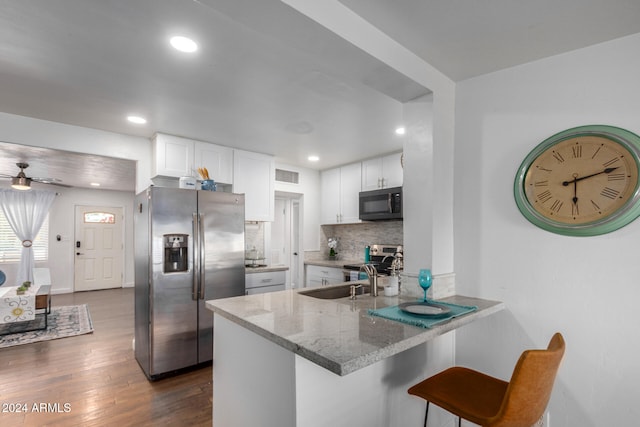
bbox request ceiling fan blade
[31,177,73,188]
[0,173,15,178]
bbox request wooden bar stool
[408,333,565,427]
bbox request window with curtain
[0,212,49,262]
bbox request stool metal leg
[458,416,461,427]
[423,401,429,427]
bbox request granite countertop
[206,283,504,376]
[245,265,289,273]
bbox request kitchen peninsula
[206,285,503,426]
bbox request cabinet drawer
[245,271,286,288]
[305,265,344,284]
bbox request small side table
[0,285,51,335]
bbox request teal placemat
[368,301,478,328]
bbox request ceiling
[340,0,640,81]
[0,141,136,192]
[1,0,639,192]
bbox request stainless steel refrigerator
[134,186,245,380]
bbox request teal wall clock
[514,125,640,236]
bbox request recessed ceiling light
[127,115,147,124]
[395,127,406,135]
[170,36,198,53]
[308,155,320,162]
[90,182,101,187]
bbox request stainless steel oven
[359,187,402,221]
[343,244,403,280]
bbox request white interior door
[271,198,289,266]
[291,199,300,289]
[74,205,124,291]
[272,196,303,289]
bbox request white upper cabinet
[152,133,194,178]
[194,142,233,184]
[320,168,341,224]
[361,152,403,191]
[340,162,361,223]
[321,162,362,224]
[152,133,233,184]
[233,150,275,222]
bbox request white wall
[0,112,151,193]
[50,187,135,294]
[274,162,320,251]
[283,0,457,276]
[454,33,640,426]
[0,184,135,294]
[0,112,147,293]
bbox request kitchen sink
[299,283,369,300]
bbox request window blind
[0,212,49,263]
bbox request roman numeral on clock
[552,151,565,163]
[600,187,620,199]
[608,173,626,181]
[572,145,582,158]
[571,203,579,216]
[537,190,552,203]
[603,157,620,167]
[550,199,563,213]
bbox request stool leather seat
[408,333,565,427]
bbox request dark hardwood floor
[0,288,212,426]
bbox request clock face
[514,126,640,236]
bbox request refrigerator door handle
[198,212,206,300]
[192,212,199,301]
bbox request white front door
[74,205,123,291]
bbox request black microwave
[359,187,402,221]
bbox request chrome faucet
[360,264,379,297]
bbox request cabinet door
[320,168,341,224]
[305,265,344,287]
[361,158,383,191]
[381,152,403,188]
[324,267,345,284]
[152,133,194,178]
[194,142,233,184]
[233,150,275,221]
[339,162,362,223]
[305,265,321,288]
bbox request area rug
[0,304,93,348]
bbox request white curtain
[0,189,56,284]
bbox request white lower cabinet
[245,271,286,295]
[305,265,344,288]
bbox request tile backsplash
[319,221,403,261]
[245,222,265,258]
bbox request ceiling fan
[0,162,71,190]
